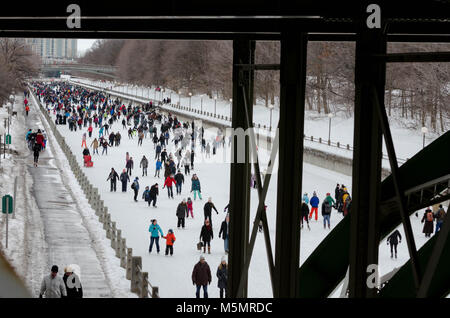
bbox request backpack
[131,182,136,190]
[426,211,434,222]
[323,201,332,214]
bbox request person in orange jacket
[163,174,177,199]
[25,105,30,116]
[163,229,176,256]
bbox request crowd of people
[32,81,231,298]
[26,128,47,167]
[30,80,446,298]
[300,184,352,230]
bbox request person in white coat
[39,265,67,298]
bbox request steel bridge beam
[348,19,386,297]
[273,29,307,298]
[227,38,255,298]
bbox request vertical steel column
[273,30,307,298]
[348,25,386,297]
[228,39,255,298]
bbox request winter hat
[51,265,59,273]
[221,256,227,263]
[200,255,205,261]
[68,264,81,279]
[326,193,330,196]
[64,266,73,273]
[313,191,317,196]
[168,229,173,233]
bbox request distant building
[23,38,77,60]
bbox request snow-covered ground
[41,80,447,297]
[0,92,136,298]
[0,96,48,296]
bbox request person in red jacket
[163,174,177,199]
[25,105,30,116]
[187,197,194,218]
[163,229,176,256]
[35,129,44,149]
[88,125,93,138]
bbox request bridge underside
[40,66,117,79]
[2,0,450,298]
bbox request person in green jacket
[325,192,336,208]
[191,174,202,200]
[148,219,164,254]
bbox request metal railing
[28,84,159,298]
[303,134,408,165]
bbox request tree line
[80,39,450,133]
[0,39,39,107]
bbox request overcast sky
[77,39,97,56]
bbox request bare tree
[0,38,39,106]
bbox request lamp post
[189,92,192,110]
[229,98,233,119]
[178,90,181,105]
[328,112,334,144]
[421,126,428,149]
[268,104,274,131]
[214,96,217,116]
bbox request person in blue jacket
[309,191,320,221]
[155,159,162,178]
[302,192,309,205]
[148,219,164,254]
[131,177,139,202]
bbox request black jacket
[149,185,159,197]
[107,171,119,182]
[335,186,341,201]
[200,224,214,242]
[219,220,228,240]
[120,172,130,183]
[321,201,332,216]
[204,202,218,218]
[176,203,188,218]
[216,265,228,289]
[174,172,185,185]
[301,202,309,218]
[62,274,83,298]
[387,230,402,245]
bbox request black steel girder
[273,30,307,298]
[348,16,386,297]
[227,39,255,298]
